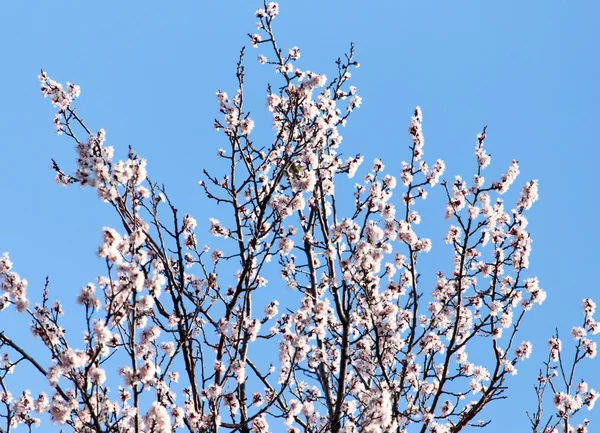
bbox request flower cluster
[39,71,80,134]
[0,252,28,312]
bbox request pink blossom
[515,341,533,360]
[209,218,229,237]
[240,117,255,135]
[144,402,172,433]
[266,2,279,18]
[548,337,562,361]
[582,338,597,358]
[252,414,270,433]
[250,34,262,47]
[572,326,587,340]
[583,298,597,316]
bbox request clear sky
[1,1,599,432]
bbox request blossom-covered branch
[0,2,596,433]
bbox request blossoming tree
[0,2,598,433]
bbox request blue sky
[1,1,599,431]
